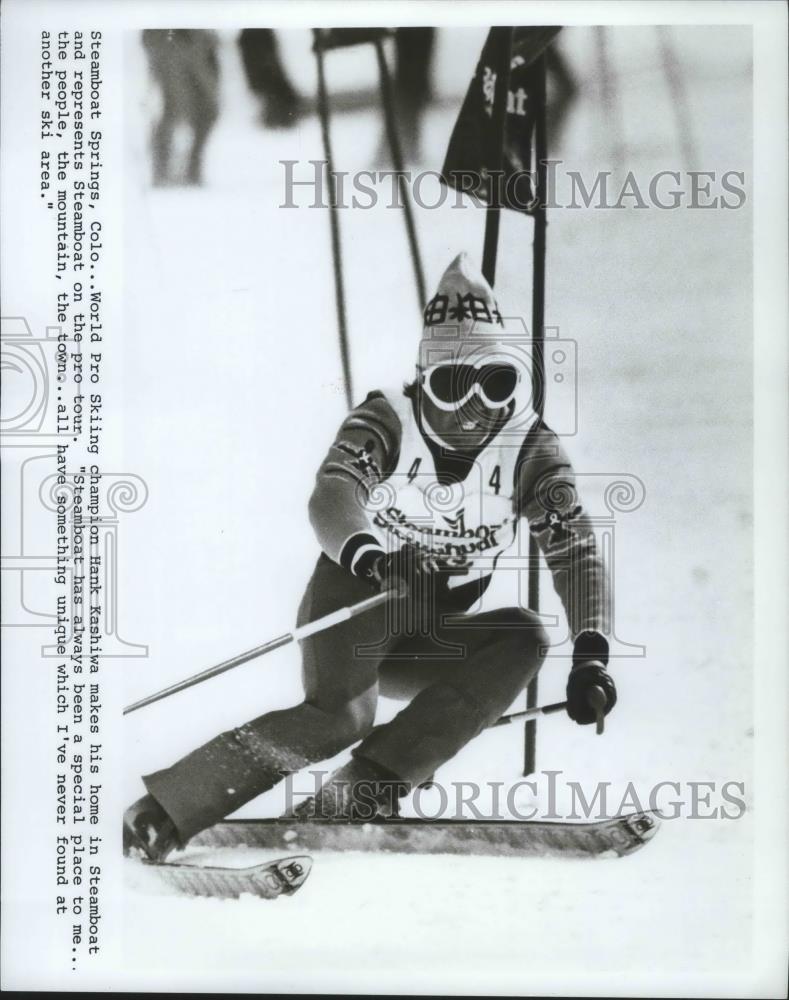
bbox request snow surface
[119,26,756,994]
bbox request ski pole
[123,589,398,716]
[493,701,566,726]
[494,684,608,735]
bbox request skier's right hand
[376,543,435,598]
[357,543,431,598]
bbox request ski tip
[619,810,661,854]
[137,853,314,900]
[270,854,313,894]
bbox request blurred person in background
[238,29,302,128]
[142,29,220,186]
[372,27,435,164]
[391,27,435,162]
[545,42,579,144]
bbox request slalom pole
[594,26,624,164]
[123,589,398,716]
[313,30,353,409]
[481,27,514,286]
[524,51,548,776]
[656,26,697,170]
[374,36,427,311]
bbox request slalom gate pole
[313,31,353,409]
[656,26,697,170]
[524,52,549,777]
[374,36,427,311]
[594,26,624,164]
[123,589,397,716]
[481,27,514,286]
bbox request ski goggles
[421,361,520,411]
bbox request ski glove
[566,661,617,725]
[367,543,435,598]
[351,541,436,600]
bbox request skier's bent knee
[494,616,550,664]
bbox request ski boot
[289,756,409,821]
[123,793,181,862]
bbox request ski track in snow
[120,27,753,990]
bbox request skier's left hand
[566,661,617,725]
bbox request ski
[192,811,659,859]
[142,854,313,900]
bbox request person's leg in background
[238,28,301,128]
[184,31,221,185]
[142,30,220,187]
[545,42,579,144]
[393,27,435,162]
[142,31,180,186]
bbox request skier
[124,253,617,861]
